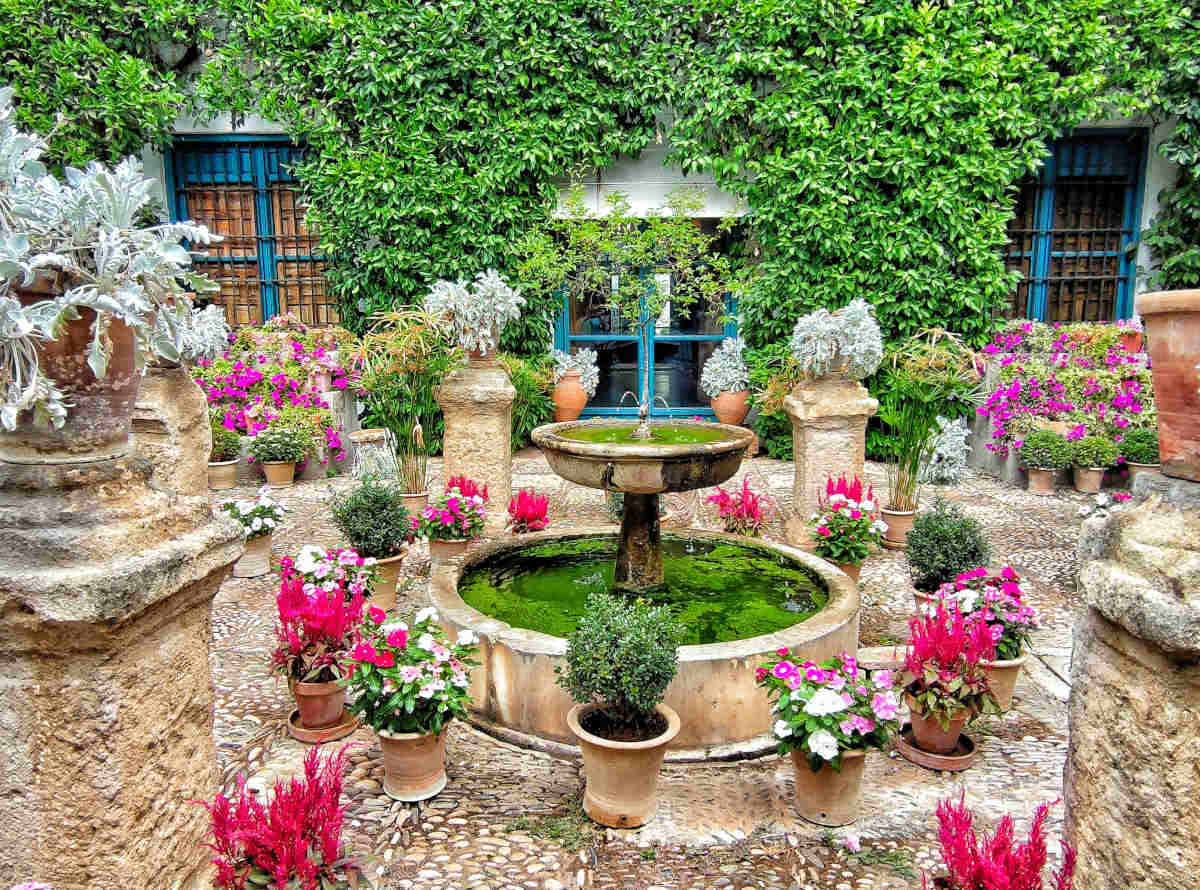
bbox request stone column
[436,357,516,536]
[783,376,878,549]
[0,452,242,888]
[1064,474,1200,890]
[132,363,211,495]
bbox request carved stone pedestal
[436,357,516,536]
[782,377,878,548]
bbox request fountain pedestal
[615,492,663,590]
[783,377,878,549]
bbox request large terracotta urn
[553,369,589,422]
[1136,290,1200,480]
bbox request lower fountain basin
[432,528,861,761]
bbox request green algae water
[458,535,828,645]
[557,424,732,446]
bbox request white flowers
[295,544,325,576]
[415,606,439,624]
[773,719,793,739]
[870,519,888,534]
[803,688,850,717]
[456,629,476,647]
[250,517,263,532]
[807,728,840,761]
[416,633,435,651]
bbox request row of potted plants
[1020,426,1160,495]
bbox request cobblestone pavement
[209,451,1094,889]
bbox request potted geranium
[1019,428,1071,494]
[340,606,478,801]
[271,563,365,741]
[902,601,998,757]
[756,650,900,826]
[507,489,550,534]
[701,336,751,425]
[419,482,486,565]
[208,416,242,491]
[221,487,285,578]
[1119,427,1161,483]
[329,480,417,611]
[808,475,887,582]
[706,476,776,536]
[930,567,1037,711]
[424,269,525,364]
[557,591,682,828]
[1070,434,1118,494]
[550,347,599,421]
[249,425,311,487]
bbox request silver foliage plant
[424,268,525,355]
[788,298,883,380]
[174,304,231,364]
[699,336,748,398]
[550,346,599,397]
[919,416,972,485]
[0,85,221,430]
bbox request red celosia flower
[507,489,550,534]
[446,475,488,502]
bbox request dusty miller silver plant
[173,305,231,364]
[550,347,598,397]
[919,416,971,485]
[788,299,883,380]
[700,336,748,398]
[424,268,525,355]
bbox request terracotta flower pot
[553,369,589,422]
[1125,461,1161,485]
[1025,467,1056,495]
[710,389,750,426]
[372,550,407,611]
[790,747,865,826]
[982,653,1027,711]
[262,460,296,487]
[880,507,916,550]
[429,538,470,566]
[293,678,347,730]
[906,696,967,755]
[833,561,861,583]
[567,702,681,828]
[401,491,429,517]
[232,533,272,578]
[208,458,239,490]
[378,729,448,801]
[1073,466,1103,494]
[1120,330,1143,353]
[1136,289,1200,481]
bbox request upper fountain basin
[530,420,756,494]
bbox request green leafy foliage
[1071,435,1119,469]
[329,481,415,559]
[248,425,310,463]
[498,352,554,451]
[745,341,800,460]
[1019,429,1072,470]
[1119,427,1160,464]
[905,498,991,593]
[209,417,242,462]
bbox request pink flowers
[871,692,899,721]
[386,628,409,648]
[706,476,776,536]
[809,475,886,565]
[271,570,366,683]
[507,489,550,534]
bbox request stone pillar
[0,453,242,888]
[436,358,516,536]
[132,363,211,495]
[1064,474,1200,890]
[783,376,878,548]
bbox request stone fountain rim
[531,419,756,463]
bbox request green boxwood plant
[1072,435,1119,469]
[905,498,991,593]
[209,419,242,463]
[248,427,311,464]
[1119,428,1160,465]
[329,481,416,560]
[1019,429,1072,470]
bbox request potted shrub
[808,475,887,582]
[706,475,776,537]
[271,563,365,740]
[221,487,285,578]
[419,481,487,565]
[329,480,416,611]
[1119,427,1161,482]
[902,601,998,756]
[340,606,478,801]
[932,567,1038,710]
[905,497,990,601]
[756,650,900,826]
[701,336,751,425]
[1070,434,1118,494]
[1136,290,1200,481]
[249,425,311,487]
[507,489,550,534]
[557,591,682,828]
[1018,428,1071,494]
[550,347,599,422]
[208,417,242,490]
[424,269,525,364]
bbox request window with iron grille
[165,137,336,327]
[1004,129,1147,322]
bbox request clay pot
[373,550,407,611]
[1026,467,1056,495]
[1073,467,1104,494]
[710,389,750,426]
[983,653,1028,711]
[906,696,967,755]
[833,561,861,584]
[232,533,272,578]
[1032,419,1070,436]
[293,679,347,730]
[208,458,239,491]
[378,729,448,801]
[790,748,865,826]
[1125,461,1161,485]
[2,279,140,463]
[567,702,681,828]
[880,507,916,549]
[1120,330,1143,353]
[1137,290,1200,481]
[553,370,589,422]
[429,539,470,566]
[262,460,296,487]
[401,492,429,517]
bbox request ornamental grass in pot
[808,475,887,583]
[756,650,900,826]
[551,347,598,422]
[330,480,416,611]
[1069,434,1118,494]
[701,336,751,425]
[1119,427,1161,482]
[904,498,990,603]
[419,479,486,565]
[221,487,285,578]
[557,591,683,828]
[208,416,242,490]
[1018,428,1071,494]
[879,377,944,549]
[250,424,311,487]
[340,605,478,801]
